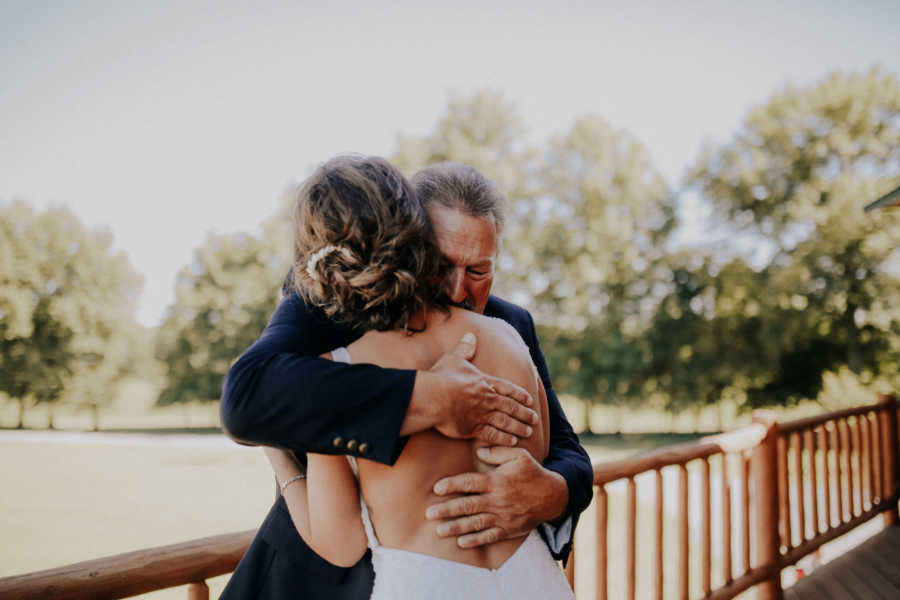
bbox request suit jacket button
[333,436,344,448]
[347,439,359,452]
[358,443,370,454]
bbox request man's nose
[445,270,467,303]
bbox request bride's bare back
[346,306,550,569]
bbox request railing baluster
[869,413,882,503]
[851,416,862,516]
[626,476,636,600]
[860,414,872,510]
[721,452,732,584]
[655,468,665,600]
[838,418,850,522]
[831,420,843,525]
[880,395,898,528]
[187,581,209,600]
[741,452,750,574]
[820,424,832,529]
[678,463,689,600]
[701,459,711,596]
[776,434,790,552]
[597,486,608,600]
[791,431,805,542]
[751,412,781,600]
[804,428,820,535]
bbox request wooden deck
[785,524,900,600]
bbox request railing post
[880,394,898,527]
[751,411,783,600]
[187,581,209,600]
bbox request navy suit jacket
[219,293,593,599]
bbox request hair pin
[306,245,352,281]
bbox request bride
[266,155,575,599]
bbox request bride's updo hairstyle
[291,155,445,332]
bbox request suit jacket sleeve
[519,309,594,545]
[220,293,416,465]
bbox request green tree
[689,69,900,407]
[513,116,675,326]
[392,90,536,207]
[641,255,773,426]
[155,214,291,406]
[0,201,143,428]
[517,117,676,428]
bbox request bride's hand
[425,446,569,547]
[404,332,539,446]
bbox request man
[220,162,592,599]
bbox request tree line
[2,69,898,429]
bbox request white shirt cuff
[539,515,573,554]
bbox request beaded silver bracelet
[279,473,306,493]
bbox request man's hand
[403,333,538,446]
[425,446,569,547]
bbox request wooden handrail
[0,530,255,600]
[777,401,888,435]
[592,423,767,484]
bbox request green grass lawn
[0,435,274,600]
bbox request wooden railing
[0,531,254,600]
[566,394,900,600]
[776,395,899,569]
[1,395,896,600]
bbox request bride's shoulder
[446,308,527,352]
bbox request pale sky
[2,0,898,326]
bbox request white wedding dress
[333,346,576,600]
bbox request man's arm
[221,293,537,464]
[221,294,415,464]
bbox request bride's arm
[263,448,368,567]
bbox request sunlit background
[3,1,898,326]
[2,1,899,597]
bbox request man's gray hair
[409,162,506,234]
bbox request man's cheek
[473,278,493,310]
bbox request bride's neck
[403,303,457,336]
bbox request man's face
[428,204,497,315]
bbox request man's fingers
[486,375,533,407]
[486,411,533,439]
[426,495,483,520]
[458,527,505,548]
[431,473,490,498]
[450,332,477,359]
[475,445,527,465]
[472,425,518,447]
[489,394,539,426]
[434,514,496,538]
